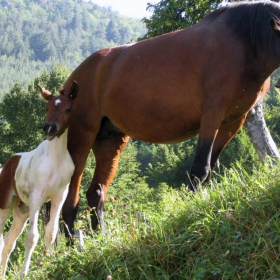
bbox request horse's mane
[205,1,280,56]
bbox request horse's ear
[38,84,53,101]
[271,18,280,38]
[69,81,78,100]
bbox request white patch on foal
[55,99,61,106]
[0,128,74,278]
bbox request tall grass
[5,162,280,279]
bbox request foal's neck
[46,128,69,160]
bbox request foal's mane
[205,1,280,56]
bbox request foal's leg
[21,194,43,277]
[87,134,130,229]
[1,206,29,278]
[45,188,69,251]
[0,208,12,277]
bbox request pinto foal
[0,81,78,278]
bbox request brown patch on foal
[0,155,21,209]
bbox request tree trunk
[244,101,280,163]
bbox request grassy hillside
[4,161,280,279]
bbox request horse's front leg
[87,133,130,230]
[62,130,95,244]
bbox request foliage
[142,0,223,39]
[136,140,196,188]
[0,0,146,96]
[5,161,280,279]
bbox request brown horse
[45,2,280,241]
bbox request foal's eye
[65,108,71,115]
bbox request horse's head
[38,81,78,140]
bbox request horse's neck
[46,128,69,161]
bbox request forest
[0,0,146,96]
[1,0,280,279]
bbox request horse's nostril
[43,124,49,133]
[43,123,57,135]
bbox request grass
[4,162,280,279]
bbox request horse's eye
[65,108,71,115]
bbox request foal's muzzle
[43,123,58,139]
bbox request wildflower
[226,212,233,219]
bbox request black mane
[206,1,280,56]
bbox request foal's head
[38,81,78,140]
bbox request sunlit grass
[5,161,280,279]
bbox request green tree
[0,0,146,94]
[142,0,222,39]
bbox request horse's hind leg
[190,107,225,190]
[206,115,247,182]
[87,133,130,230]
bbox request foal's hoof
[44,249,51,257]
[20,271,28,278]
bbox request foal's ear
[271,18,280,38]
[38,84,53,101]
[69,81,78,100]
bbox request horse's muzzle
[43,123,58,139]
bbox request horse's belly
[129,124,199,143]
[109,108,201,143]
[102,70,204,141]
